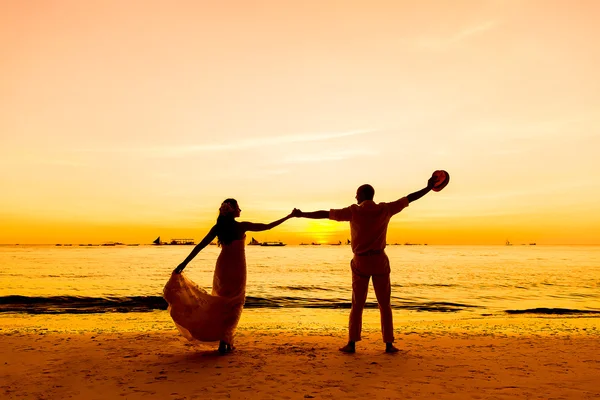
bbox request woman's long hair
[215,198,239,245]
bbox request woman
[163,198,295,354]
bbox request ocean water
[1,244,599,317]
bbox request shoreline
[0,309,600,336]
[2,309,599,336]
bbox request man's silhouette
[294,175,437,353]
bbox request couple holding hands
[163,171,448,354]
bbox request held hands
[292,208,303,218]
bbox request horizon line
[2,243,600,246]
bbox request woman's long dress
[163,237,246,343]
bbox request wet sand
[2,316,599,399]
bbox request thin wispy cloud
[417,21,498,50]
[263,169,290,175]
[451,21,498,43]
[74,129,375,158]
[280,149,378,165]
[0,156,88,168]
[41,159,88,167]
[463,113,597,139]
[454,180,593,201]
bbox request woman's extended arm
[239,211,294,233]
[174,225,218,273]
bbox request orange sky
[1,0,599,244]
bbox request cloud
[280,149,378,164]
[42,159,88,167]
[475,113,595,139]
[0,156,87,167]
[74,129,375,158]
[416,21,498,50]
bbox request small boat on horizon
[169,239,195,245]
[248,237,261,246]
[152,236,194,245]
[260,241,286,247]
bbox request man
[294,176,437,353]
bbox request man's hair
[357,184,375,200]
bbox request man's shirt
[329,198,409,255]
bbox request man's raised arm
[407,176,437,203]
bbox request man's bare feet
[385,342,399,353]
[339,341,356,353]
[218,340,227,354]
[218,341,235,354]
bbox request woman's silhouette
[164,198,294,354]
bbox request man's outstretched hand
[427,175,437,190]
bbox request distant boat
[248,237,261,246]
[152,236,193,245]
[127,244,140,246]
[261,241,286,247]
[299,243,309,246]
[529,243,537,246]
[169,239,195,245]
[346,239,351,245]
[311,242,321,246]
[329,241,342,246]
[209,242,217,246]
[505,240,512,246]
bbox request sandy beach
[2,316,599,400]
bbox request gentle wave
[4,296,599,316]
[0,295,167,314]
[273,285,334,292]
[245,297,477,312]
[505,307,600,315]
[0,295,477,314]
